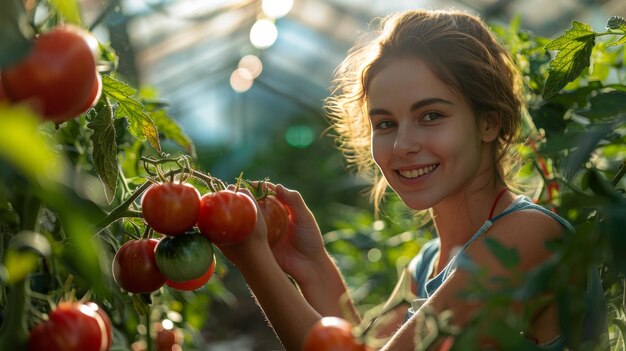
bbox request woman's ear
[479,113,500,143]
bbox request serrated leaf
[607,16,626,31]
[149,109,196,157]
[101,75,162,152]
[543,21,597,99]
[484,237,520,270]
[87,98,119,204]
[48,0,82,25]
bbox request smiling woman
[213,8,608,351]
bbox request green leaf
[48,0,82,25]
[576,91,626,120]
[0,0,33,67]
[484,237,520,270]
[587,169,621,201]
[562,123,615,180]
[0,105,67,188]
[101,75,162,153]
[606,16,626,31]
[609,34,626,47]
[543,21,597,99]
[149,109,196,157]
[3,250,38,284]
[87,97,119,204]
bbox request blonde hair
[324,9,524,208]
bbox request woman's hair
[324,9,524,207]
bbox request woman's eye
[422,112,443,122]
[375,120,395,129]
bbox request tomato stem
[145,304,153,351]
[0,192,42,350]
[95,168,225,234]
[611,159,626,186]
[0,279,29,350]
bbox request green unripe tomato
[154,233,214,282]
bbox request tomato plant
[196,190,257,245]
[28,302,109,351]
[112,239,166,294]
[141,182,201,235]
[165,255,216,291]
[154,233,214,282]
[302,317,368,351]
[1,25,98,122]
[258,195,289,246]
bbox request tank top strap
[464,196,574,251]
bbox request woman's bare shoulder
[466,208,565,272]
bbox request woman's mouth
[397,164,439,179]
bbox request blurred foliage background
[1,0,626,350]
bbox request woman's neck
[430,183,513,274]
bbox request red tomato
[302,317,369,351]
[154,323,183,351]
[28,302,109,351]
[196,190,257,245]
[166,255,216,291]
[141,183,201,235]
[86,302,112,351]
[2,25,98,122]
[70,71,102,116]
[112,239,166,294]
[0,74,6,102]
[258,195,289,246]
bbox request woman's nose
[393,124,420,156]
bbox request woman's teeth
[398,164,438,179]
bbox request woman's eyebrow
[410,97,453,112]
[368,107,391,117]
[368,97,453,117]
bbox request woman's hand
[267,184,328,282]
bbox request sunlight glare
[261,0,293,19]
[238,55,263,78]
[250,19,278,49]
[230,67,254,93]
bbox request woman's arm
[230,241,322,350]
[268,184,360,321]
[219,187,360,349]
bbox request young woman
[219,9,606,350]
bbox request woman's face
[367,57,497,210]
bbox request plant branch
[94,168,224,233]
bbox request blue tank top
[408,196,607,349]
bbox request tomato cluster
[302,317,370,351]
[112,181,289,294]
[0,24,102,122]
[28,302,112,351]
